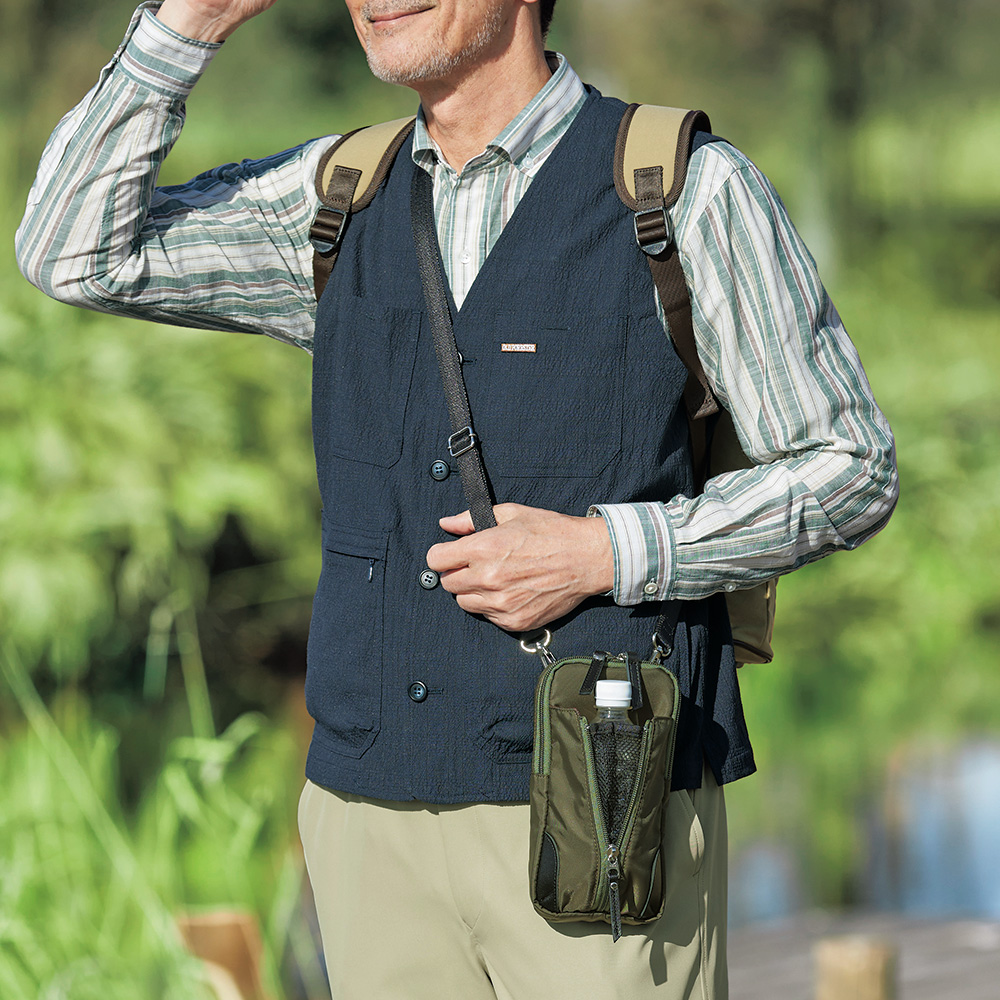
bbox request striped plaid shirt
[16,4,897,606]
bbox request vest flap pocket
[305,519,389,758]
[477,316,625,479]
[321,518,390,560]
[313,303,420,469]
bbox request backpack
[308,104,776,667]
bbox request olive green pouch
[528,650,680,939]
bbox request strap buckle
[309,206,349,256]
[447,425,478,458]
[633,206,674,257]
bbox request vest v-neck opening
[416,89,602,320]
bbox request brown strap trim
[613,105,712,211]
[613,102,719,442]
[665,109,711,207]
[314,127,364,204]
[612,103,642,209]
[311,166,362,302]
[732,639,775,664]
[633,165,670,248]
[314,118,416,209]
[649,250,718,424]
[311,118,417,301]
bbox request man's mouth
[363,3,433,26]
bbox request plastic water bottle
[591,681,636,832]
[595,679,632,721]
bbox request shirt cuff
[119,4,221,100]
[587,502,676,605]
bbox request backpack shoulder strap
[310,116,416,301]
[613,104,718,439]
[617,107,777,668]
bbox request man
[16,0,897,996]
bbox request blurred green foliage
[1,644,323,999]
[1,0,999,984]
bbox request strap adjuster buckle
[633,206,674,257]
[309,206,349,256]
[447,425,478,458]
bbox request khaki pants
[298,765,727,1000]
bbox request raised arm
[155,0,278,42]
[15,1,331,351]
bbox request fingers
[492,502,527,524]
[438,503,527,536]
[438,510,476,536]
[426,539,470,572]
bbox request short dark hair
[540,0,557,38]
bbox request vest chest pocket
[475,318,626,479]
[312,304,421,469]
[304,519,389,758]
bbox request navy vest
[305,91,755,803]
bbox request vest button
[408,681,428,703]
[429,459,451,481]
[419,569,440,590]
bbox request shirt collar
[412,54,587,175]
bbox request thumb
[439,510,477,535]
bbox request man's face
[345,0,515,87]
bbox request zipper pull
[607,843,622,942]
[368,559,375,582]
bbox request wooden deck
[729,913,1000,1000]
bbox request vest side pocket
[312,304,420,469]
[304,518,389,758]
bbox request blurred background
[1,0,998,997]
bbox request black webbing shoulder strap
[410,167,498,534]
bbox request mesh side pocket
[589,720,644,843]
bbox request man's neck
[414,37,552,170]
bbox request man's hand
[426,503,615,633]
[156,0,278,43]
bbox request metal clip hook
[519,629,555,666]
[651,630,673,665]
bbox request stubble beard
[360,1,507,85]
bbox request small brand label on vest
[501,343,536,353]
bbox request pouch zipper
[580,716,626,939]
[615,718,655,858]
[606,842,623,941]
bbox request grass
[0,644,325,1000]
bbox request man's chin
[366,48,458,86]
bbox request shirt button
[430,459,451,481]
[408,681,428,703]
[459,250,471,264]
[419,569,440,590]
[725,583,737,593]
[643,581,658,596]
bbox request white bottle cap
[594,679,632,708]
